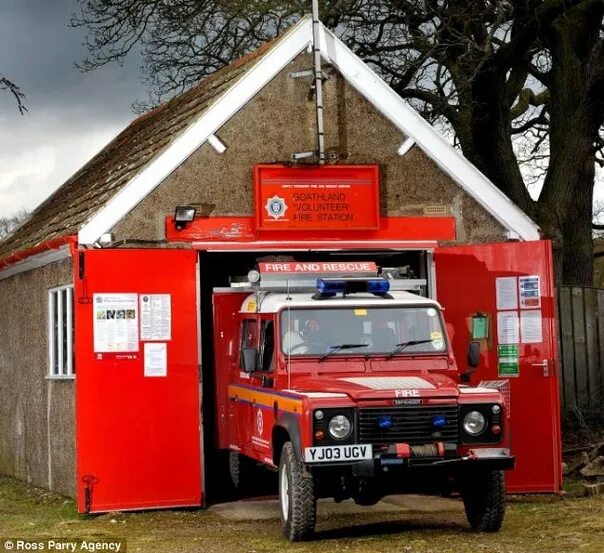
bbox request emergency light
[378,416,393,429]
[432,415,447,428]
[315,277,390,296]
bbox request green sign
[472,313,489,340]
[498,344,519,377]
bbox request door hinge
[82,474,97,513]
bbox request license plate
[304,444,373,463]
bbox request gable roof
[0,26,288,259]
[0,16,539,260]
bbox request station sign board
[254,164,380,231]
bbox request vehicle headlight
[463,411,486,435]
[328,415,352,439]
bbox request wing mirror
[461,341,481,383]
[242,347,258,373]
[467,341,481,369]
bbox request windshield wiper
[385,339,434,359]
[320,343,368,362]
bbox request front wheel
[279,442,316,541]
[461,469,506,532]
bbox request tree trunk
[539,149,595,286]
[539,1,604,286]
[468,68,534,214]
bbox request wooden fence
[557,286,604,414]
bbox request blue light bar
[315,277,390,296]
[316,279,347,295]
[367,279,390,294]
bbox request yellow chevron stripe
[228,385,303,414]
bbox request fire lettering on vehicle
[394,389,420,398]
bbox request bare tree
[0,209,30,240]
[593,197,604,236]
[0,74,26,114]
[72,0,604,285]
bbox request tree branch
[511,88,550,119]
[0,74,27,114]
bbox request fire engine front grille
[357,405,459,446]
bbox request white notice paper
[496,277,518,310]
[144,343,167,377]
[497,311,520,344]
[521,310,543,343]
[93,293,139,352]
[140,294,172,340]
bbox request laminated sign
[498,344,520,377]
[254,165,380,231]
[93,293,139,352]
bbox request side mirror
[467,341,481,370]
[242,347,258,373]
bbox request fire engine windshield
[280,306,447,357]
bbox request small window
[259,321,275,372]
[240,319,258,370]
[48,285,74,377]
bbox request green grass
[0,476,603,553]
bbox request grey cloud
[0,0,147,218]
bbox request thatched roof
[0,35,279,259]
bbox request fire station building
[0,16,560,509]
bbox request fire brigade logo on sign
[256,408,264,435]
[265,195,288,220]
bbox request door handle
[530,360,549,377]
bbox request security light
[174,206,196,230]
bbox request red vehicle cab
[214,262,514,541]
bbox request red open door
[435,240,562,493]
[212,290,249,450]
[74,249,202,512]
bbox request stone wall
[113,54,505,243]
[0,258,75,496]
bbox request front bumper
[370,447,514,471]
[307,447,515,477]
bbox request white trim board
[0,246,71,281]
[78,16,540,245]
[317,25,539,240]
[78,18,314,245]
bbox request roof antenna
[312,0,325,165]
[286,295,292,389]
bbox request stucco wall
[0,258,75,496]
[112,54,506,242]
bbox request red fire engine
[74,167,561,539]
[213,261,514,540]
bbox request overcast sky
[0,1,602,221]
[0,0,146,219]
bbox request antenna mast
[312,0,325,164]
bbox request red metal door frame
[435,240,562,493]
[74,249,203,513]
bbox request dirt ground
[0,477,603,553]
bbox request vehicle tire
[461,469,506,532]
[279,442,316,541]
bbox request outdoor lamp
[174,206,196,230]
